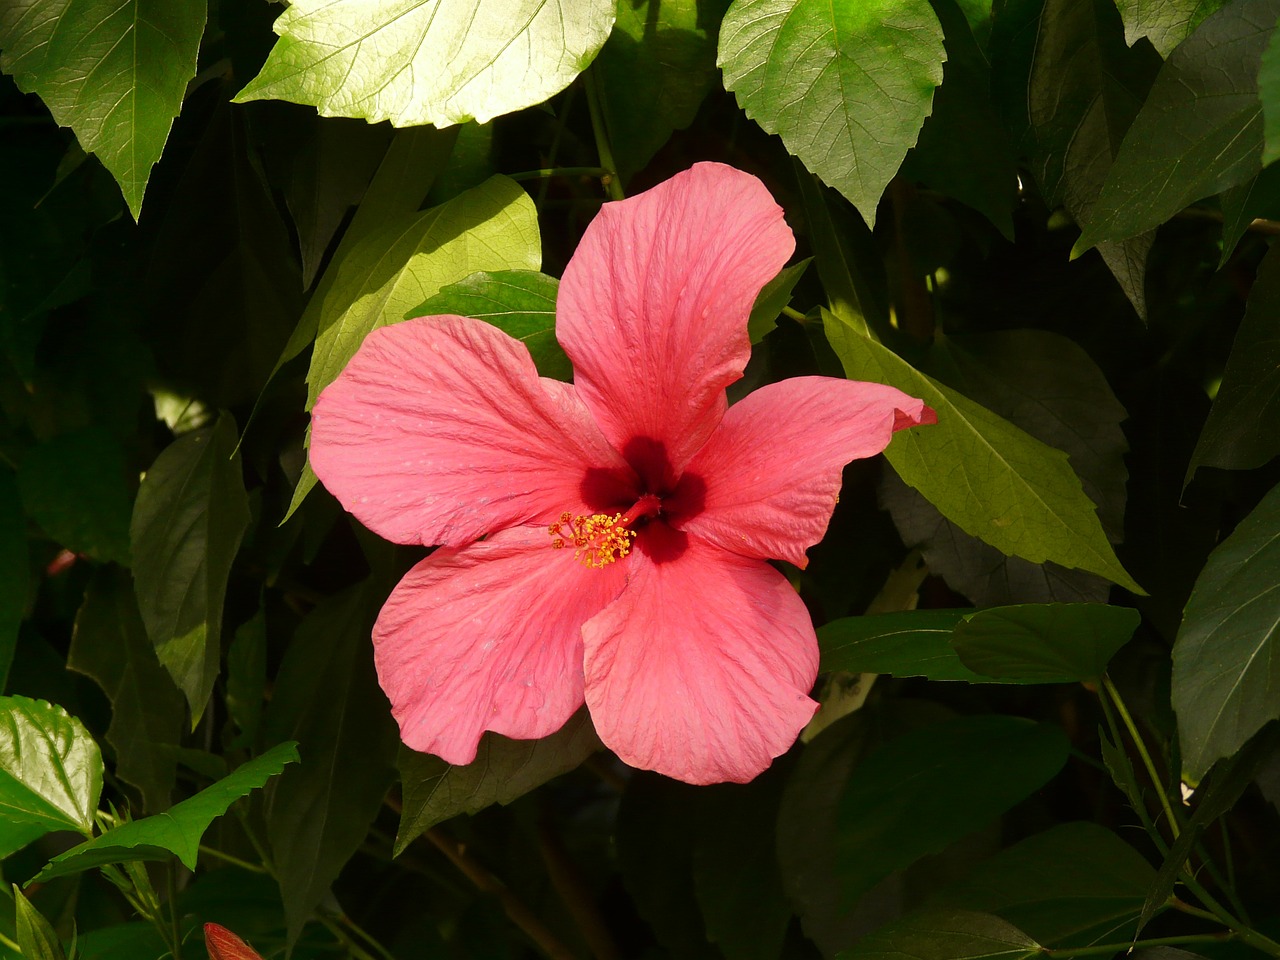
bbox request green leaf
[408,270,570,380]
[68,569,184,813]
[902,0,1018,238]
[0,469,26,692]
[17,429,133,566]
[287,174,541,518]
[1218,163,1280,264]
[719,0,946,227]
[837,910,1041,960]
[1264,19,1280,165]
[835,715,1069,902]
[990,0,1158,318]
[233,0,616,128]
[597,0,728,181]
[225,609,267,751]
[951,603,1140,683]
[263,585,398,946]
[881,329,1132,606]
[748,259,811,344]
[130,413,250,726]
[0,695,101,840]
[818,610,982,681]
[0,0,207,219]
[822,313,1142,592]
[394,709,601,854]
[926,822,1156,947]
[13,887,64,960]
[1187,241,1280,479]
[32,741,299,882]
[1172,479,1280,780]
[692,775,793,960]
[1114,0,1228,55]
[1077,0,1279,248]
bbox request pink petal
[375,525,628,764]
[311,315,629,547]
[677,377,935,568]
[557,163,795,481]
[582,529,819,784]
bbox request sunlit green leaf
[837,910,1041,960]
[1173,480,1280,780]
[1078,0,1278,248]
[1114,0,1228,55]
[0,0,206,218]
[395,709,601,854]
[130,414,250,726]
[408,270,570,379]
[33,741,299,881]
[834,715,1069,901]
[823,313,1142,592]
[0,695,101,843]
[1187,241,1280,479]
[17,429,132,566]
[952,603,1140,683]
[719,0,946,227]
[263,585,397,945]
[234,0,616,127]
[69,569,184,813]
[748,259,811,344]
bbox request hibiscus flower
[310,162,934,785]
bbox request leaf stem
[781,305,807,322]
[1102,675,1180,840]
[508,166,612,183]
[583,69,624,201]
[1043,933,1231,957]
[197,844,268,873]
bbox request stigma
[549,512,636,568]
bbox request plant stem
[1096,690,1170,857]
[583,69,624,201]
[1102,675,1181,840]
[781,305,807,322]
[1043,933,1231,957]
[197,845,268,873]
[317,915,381,960]
[509,166,612,183]
[425,826,580,960]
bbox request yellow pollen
[548,511,636,568]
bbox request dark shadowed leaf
[598,0,728,181]
[1114,0,1228,54]
[0,0,206,218]
[69,569,184,812]
[225,608,267,751]
[719,0,946,227]
[1187,241,1280,479]
[881,328,1131,605]
[1172,480,1280,780]
[13,887,63,960]
[130,413,250,726]
[952,604,1140,683]
[692,774,793,960]
[264,584,398,945]
[1218,163,1280,263]
[824,315,1141,592]
[234,0,616,127]
[837,910,1041,960]
[778,702,954,954]
[903,0,1018,238]
[835,715,1069,902]
[33,741,297,881]
[818,610,980,681]
[926,822,1155,946]
[0,695,101,845]
[17,429,132,566]
[0,470,26,692]
[395,710,601,854]
[407,270,569,379]
[1078,0,1279,248]
[1260,14,1280,164]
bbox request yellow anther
[548,512,636,568]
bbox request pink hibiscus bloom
[310,163,935,785]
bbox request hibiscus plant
[3,0,1280,959]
